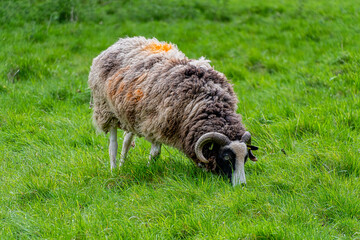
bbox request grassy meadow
[1,0,359,238]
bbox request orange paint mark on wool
[116,82,126,95]
[134,89,144,101]
[127,89,144,103]
[145,42,173,53]
[107,66,130,98]
[132,89,144,102]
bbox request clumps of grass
[1,0,360,238]
[104,0,233,22]
[270,178,295,194]
[35,0,80,23]
[238,5,285,17]
[245,52,284,74]
[307,140,360,178]
[5,57,50,83]
[17,184,54,203]
[33,87,89,114]
[72,89,91,105]
[0,0,96,26]
[298,23,332,43]
[304,77,330,89]
[193,1,232,22]
[220,64,247,82]
[1,0,234,26]
[336,218,360,237]
[314,181,360,223]
[332,52,352,65]
[26,26,48,43]
[35,97,55,113]
[338,152,360,177]
[70,134,97,148]
[49,86,90,106]
[50,88,72,101]
[0,85,8,94]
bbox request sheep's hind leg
[147,143,161,166]
[119,132,135,167]
[109,127,118,171]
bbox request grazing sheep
[88,37,258,186]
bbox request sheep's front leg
[119,132,134,167]
[147,143,161,166]
[109,127,118,171]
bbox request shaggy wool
[88,37,247,170]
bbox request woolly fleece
[88,37,247,170]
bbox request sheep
[88,37,258,186]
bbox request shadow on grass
[102,155,225,191]
[16,183,54,203]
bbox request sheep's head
[195,131,258,186]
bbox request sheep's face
[217,147,238,180]
[217,142,248,185]
[195,132,258,186]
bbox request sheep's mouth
[232,162,246,186]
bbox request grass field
[1,0,359,239]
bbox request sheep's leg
[109,127,118,171]
[147,143,161,166]
[119,132,134,167]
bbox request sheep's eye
[224,155,231,161]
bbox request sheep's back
[89,37,238,150]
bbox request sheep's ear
[247,145,258,151]
[248,150,257,162]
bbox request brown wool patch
[169,58,188,66]
[126,91,133,100]
[144,42,173,53]
[107,66,130,98]
[135,73,147,85]
[134,89,144,102]
[116,82,126,95]
[126,89,144,103]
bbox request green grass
[1,0,360,238]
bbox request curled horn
[195,132,231,163]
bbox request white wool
[229,141,248,186]
[189,56,212,70]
